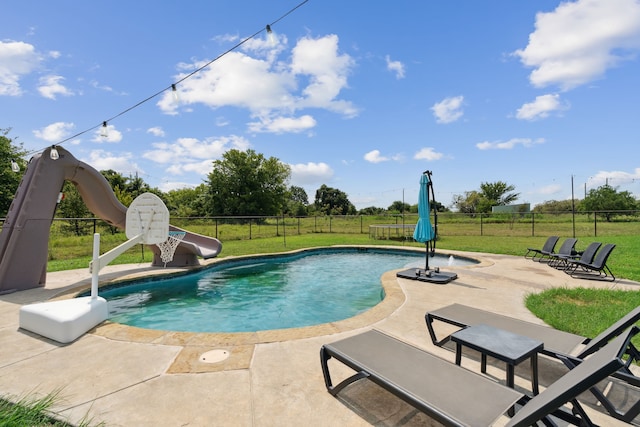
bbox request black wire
[24,0,310,157]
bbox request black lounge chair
[540,237,577,264]
[525,236,559,261]
[320,328,636,426]
[425,304,640,421]
[551,241,601,270]
[426,303,640,360]
[565,243,616,282]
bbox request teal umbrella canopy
[413,174,435,243]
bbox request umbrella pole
[424,243,429,271]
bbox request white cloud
[83,149,142,175]
[159,181,197,192]
[364,150,388,163]
[158,34,358,126]
[0,40,41,96]
[248,114,316,133]
[431,96,464,124]
[538,184,563,195]
[476,137,545,150]
[147,126,166,137]
[142,135,251,176]
[513,0,640,90]
[588,168,640,188]
[289,162,334,185]
[38,75,74,99]
[515,93,568,120]
[33,121,75,142]
[385,55,405,79]
[92,124,123,143]
[414,147,444,161]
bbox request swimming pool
[98,247,474,333]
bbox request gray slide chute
[0,146,221,293]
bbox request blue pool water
[99,248,473,333]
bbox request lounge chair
[565,243,616,282]
[551,241,601,270]
[425,304,640,421]
[524,236,559,261]
[320,328,635,426]
[540,237,577,264]
[426,303,640,360]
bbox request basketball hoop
[157,231,186,267]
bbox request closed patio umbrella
[413,171,436,271]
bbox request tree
[478,181,519,212]
[358,206,385,215]
[581,184,637,221]
[452,181,519,214]
[56,181,93,235]
[452,190,482,216]
[387,201,411,213]
[314,184,356,215]
[0,129,27,216]
[205,149,291,216]
[165,185,208,217]
[533,199,578,214]
[285,185,309,216]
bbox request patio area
[0,249,638,426]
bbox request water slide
[0,146,222,293]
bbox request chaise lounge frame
[565,243,616,282]
[425,303,640,421]
[320,328,635,427]
[525,235,559,261]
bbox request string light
[49,146,60,160]
[11,0,309,169]
[11,160,20,173]
[100,121,109,138]
[171,84,180,103]
[266,24,276,45]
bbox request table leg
[506,363,516,417]
[506,363,515,389]
[531,354,539,395]
[481,353,487,373]
[455,343,462,366]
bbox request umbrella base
[396,268,457,284]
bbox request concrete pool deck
[0,248,638,426]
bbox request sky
[3,0,640,211]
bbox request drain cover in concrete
[200,349,230,363]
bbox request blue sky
[3,0,640,210]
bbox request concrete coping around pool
[48,246,487,373]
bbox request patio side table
[450,323,543,395]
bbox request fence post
[215,218,218,239]
[249,218,252,239]
[480,213,483,236]
[360,215,363,234]
[329,216,332,233]
[93,218,97,234]
[531,212,535,237]
[297,217,300,235]
[594,212,597,237]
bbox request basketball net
[157,231,186,267]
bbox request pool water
[100,248,470,333]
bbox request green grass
[525,288,640,351]
[0,390,102,426]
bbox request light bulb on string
[50,146,60,160]
[11,160,20,172]
[171,84,180,104]
[100,121,109,138]
[265,24,276,46]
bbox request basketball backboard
[125,193,169,244]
